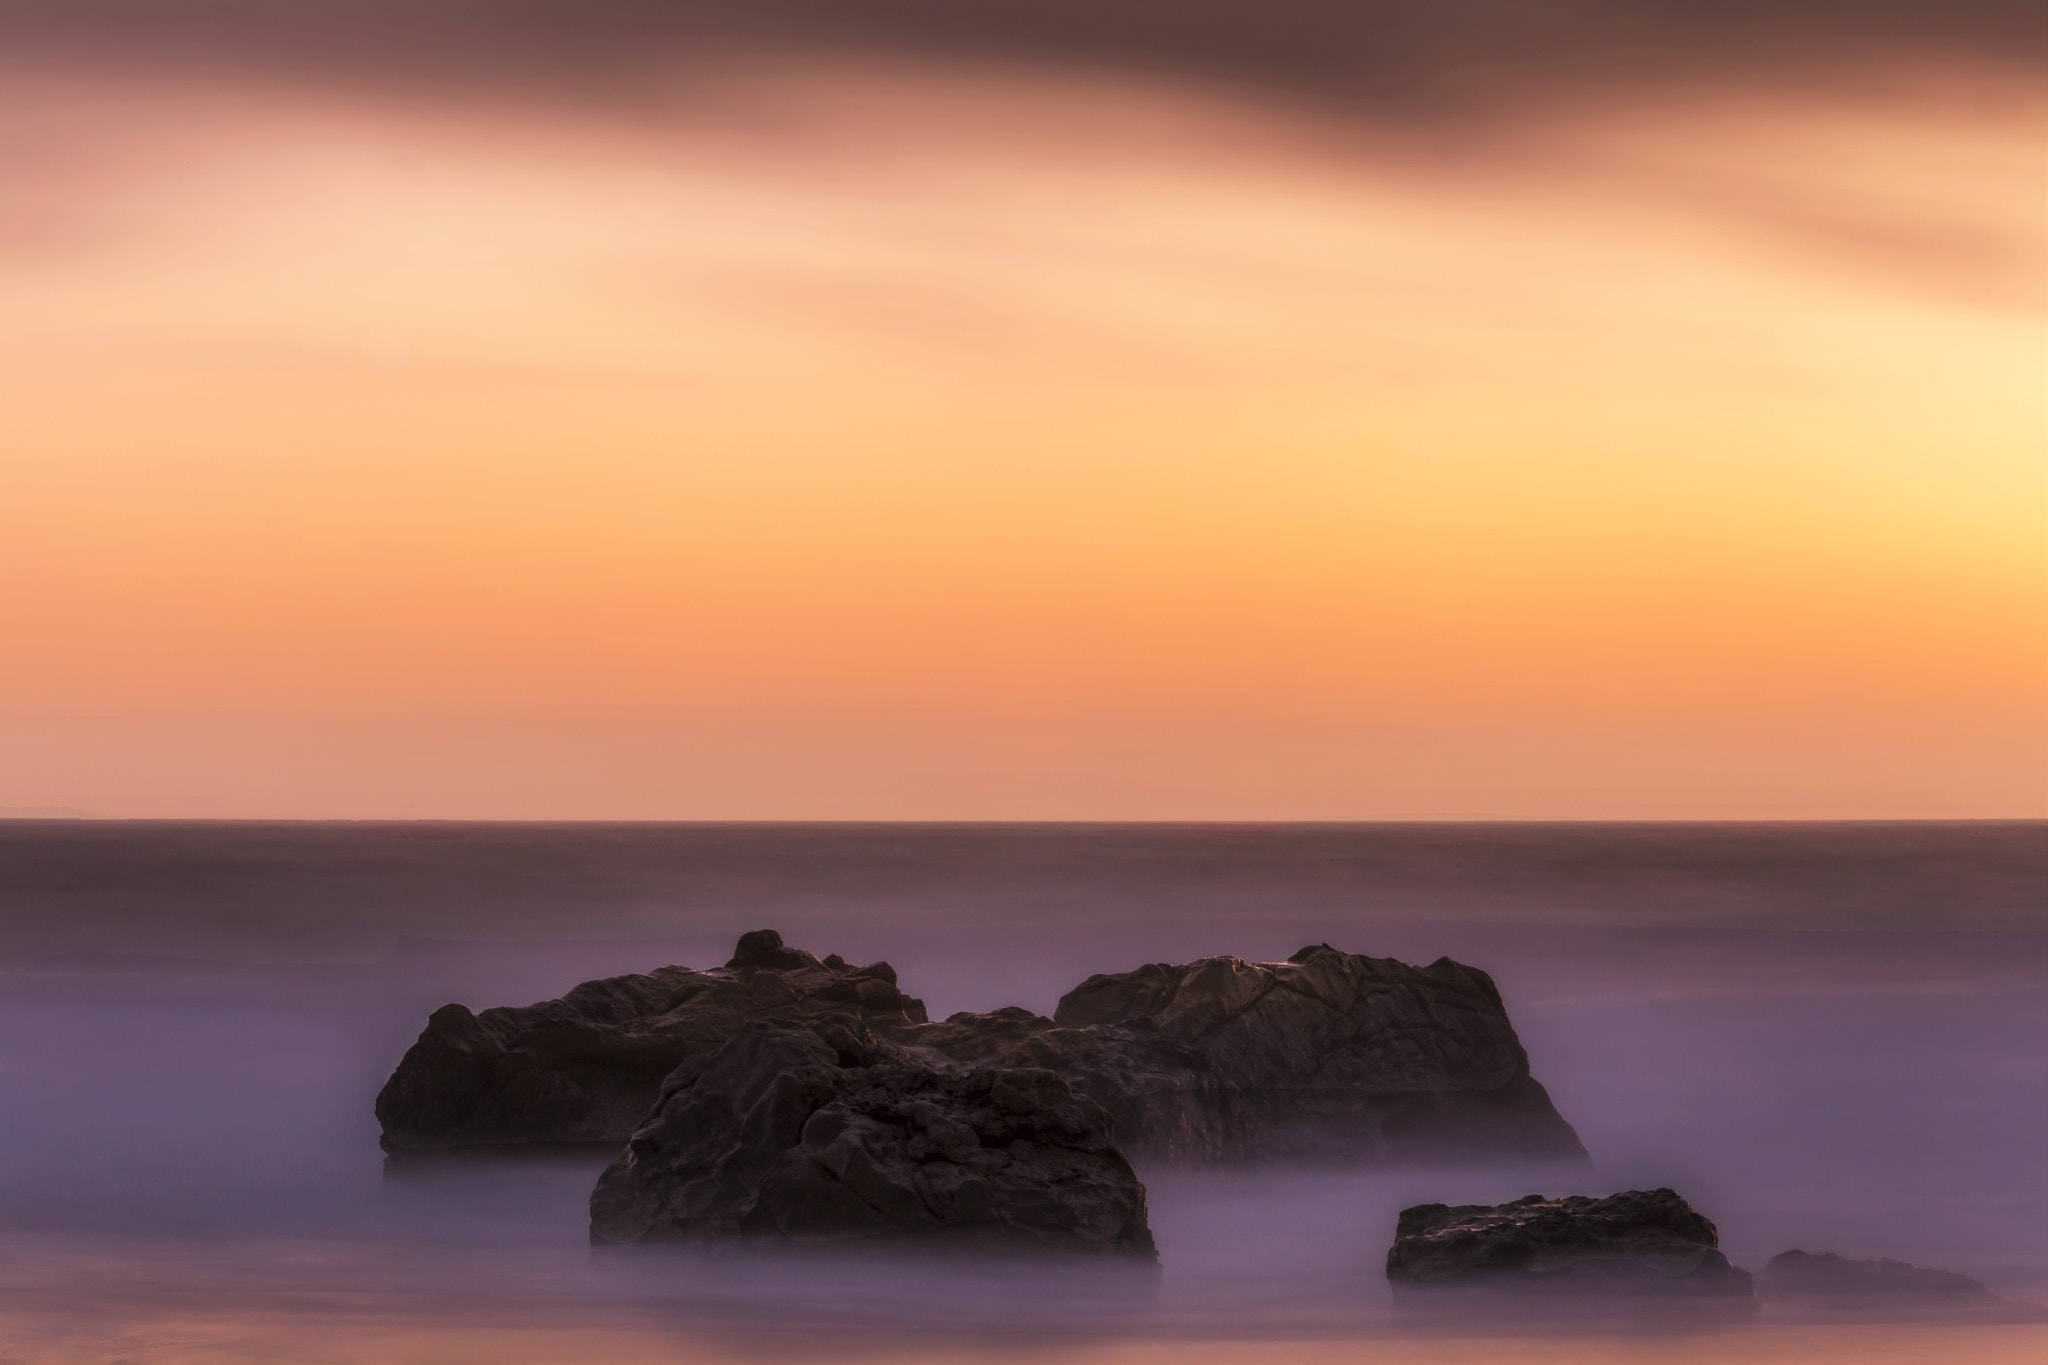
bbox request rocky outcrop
[376,931,927,1153]
[1386,1189,1755,1297]
[377,932,1582,1170]
[588,1021,1156,1258]
[1760,1250,1991,1298]
[897,944,1586,1165]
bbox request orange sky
[0,43,2041,819]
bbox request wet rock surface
[1385,1189,1755,1297]
[376,931,927,1152]
[587,1022,1157,1258]
[1759,1250,1991,1298]
[899,943,1586,1165]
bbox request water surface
[0,821,2041,1361]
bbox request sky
[0,2,2042,819]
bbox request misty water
[0,822,2042,1361]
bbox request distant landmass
[0,806,101,819]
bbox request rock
[896,943,1586,1165]
[378,933,1584,1170]
[376,931,928,1153]
[588,1021,1157,1258]
[1385,1189,1756,1297]
[1760,1250,1991,1298]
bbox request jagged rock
[376,933,1583,1170]
[587,1021,1156,1258]
[376,931,927,1153]
[897,944,1586,1165]
[1760,1250,1990,1298]
[1385,1189,1755,1297]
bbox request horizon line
[2,815,2042,828]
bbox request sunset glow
[3,42,2041,818]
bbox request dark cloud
[1,1,2040,113]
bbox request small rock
[1385,1189,1755,1297]
[1760,1250,1990,1298]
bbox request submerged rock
[588,1021,1157,1258]
[1760,1250,1991,1298]
[1385,1189,1755,1297]
[376,931,927,1153]
[899,943,1587,1165]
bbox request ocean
[0,821,2041,1363]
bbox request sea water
[0,821,2041,1363]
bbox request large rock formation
[376,931,927,1153]
[897,944,1586,1165]
[1385,1189,1755,1297]
[378,932,1582,1170]
[1759,1250,1991,1299]
[588,1021,1156,1258]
